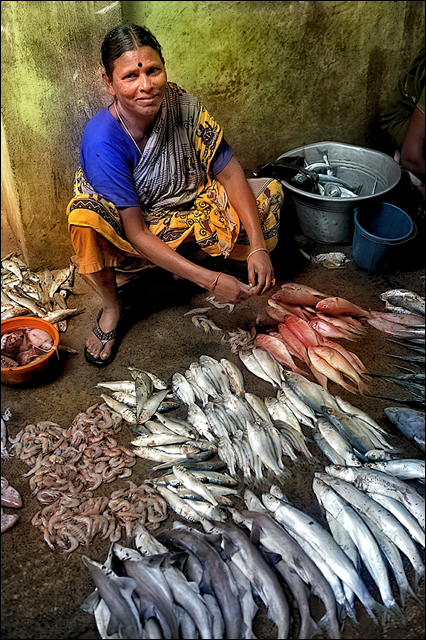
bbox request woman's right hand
[210,272,254,304]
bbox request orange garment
[69,177,283,275]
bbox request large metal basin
[276,141,401,243]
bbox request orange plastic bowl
[1,317,60,386]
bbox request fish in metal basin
[384,407,425,451]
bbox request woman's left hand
[247,250,275,295]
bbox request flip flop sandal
[84,309,121,367]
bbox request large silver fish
[325,464,425,530]
[312,477,403,617]
[202,518,291,639]
[262,494,387,627]
[380,289,425,316]
[81,556,142,639]
[231,508,341,639]
[318,472,425,589]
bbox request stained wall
[1,1,424,268]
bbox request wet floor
[1,181,424,640]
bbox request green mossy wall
[1,1,424,268]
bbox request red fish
[309,318,357,341]
[277,323,309,364]
[322,339,369,376]
[315,297,371,317]
[307,347,358,394]
[310,345,370,395]
[284,315,324,348]
[268,297,309,320]
[272,288,324,307]
[255,334,306,375]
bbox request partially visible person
[67,24,283,366]
[381,46,425,184]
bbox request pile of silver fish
[8,402,168,552]
[81,461,424,640]
[385,407,425,452]
[81,518,340,640]
[1,253,79,331]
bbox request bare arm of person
[401,105,425,181]
[214,156,274,294]
[120,206,253,303]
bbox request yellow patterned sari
[67,83,282,272]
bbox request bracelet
[209,271,224,293]
[247,247,269,261]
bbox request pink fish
[307,347,358,394]
[255,334,306,375]
[1,477,22,508]
[316,313,367,336]
[268,297,309,320]
[315,297,371,317]
[310,345,370,395]
[1,508,19,534]
[370,311,425,327]
[277,323,309,364]
[322,339,369,376]
[309,318,357,341]
[367,317,425,339]
[273,287,324,307]
[284,315,324,348]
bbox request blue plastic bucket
[352,202,414,274]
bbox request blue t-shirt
[80,106,233,208]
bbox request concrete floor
[1,183,424,640]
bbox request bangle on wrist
[247,247,269,261]
[209,271,224,293]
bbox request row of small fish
[242,473,424,628]
[1,253,79,331]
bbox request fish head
[261,493,280,512]
[324,464,354,482]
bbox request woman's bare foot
[85,305,121,361]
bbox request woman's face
[103,46,167,119]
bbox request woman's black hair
[101,24,164,77]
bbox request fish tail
[357,378,371,395]
[298,615,323,640]
[317,612,342,639]
[342,380,359,395]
